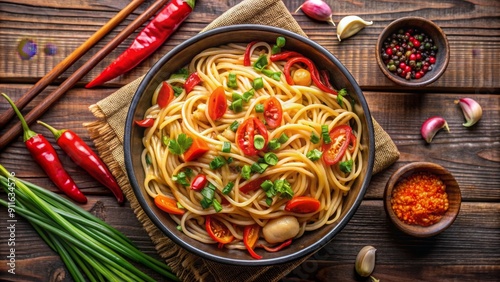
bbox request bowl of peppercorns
[384,162,461,237]
[376,17,450,87]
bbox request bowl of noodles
[124,24,375,266]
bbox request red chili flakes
[391,172,449,226]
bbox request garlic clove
[336,16,373,41]
[454,98,482,127]
[355,245,377,277]
[421,116,450,143]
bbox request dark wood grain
[0,0,499,281]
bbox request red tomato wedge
[157,81,174,108]
[191,174,207,191]
[154,195,185,215]
[321,125,353,166]
[236,117,269,156]
[184,72,202,94]
[207,86,227,121]
[263,97,283,129]
[244,225,262,259]
[183,136,209,162]
[205,215,234,244]
[285,196,321,213]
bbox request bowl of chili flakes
[384,162,461,237]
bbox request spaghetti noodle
[138,37,363,258]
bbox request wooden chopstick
[0,0,145,129]
[0,0,171,149]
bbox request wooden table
[1,0,499,281]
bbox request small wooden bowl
[384,162,461,237]
[376,17,450,87]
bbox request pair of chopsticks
[0,0,170,149]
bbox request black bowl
[124,24,375,266]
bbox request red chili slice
[269,51,303,62]
[284,196,321,213]
[207,86,227,121]
[243,41,258,66]
[191,174,208,191]
[236,117,268,156]
[134,118,155,127]
[263,97,283,129]
[154,195,185,215]
[205,215,234,245]
[239,177,270,194]
[157,81,174,108]
[184,72,202,94]
[244,224,262,259]
[321,125,352,165]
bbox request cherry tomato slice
[263,97,283,129]
[240,177,270,193]
[321,125,352,166]
[205,215,234,245]
[191,174,208,191]
[157,81,174,108]
[154,195,185,215]
[135,118,155,128]
[236,117,268,156]
[244,224,262,259]
[207,86,227,121]
[284,196,321,213]
[184,72,202,94]
[183,136,209,162]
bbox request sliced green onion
[232,92,242,101]
[276,36,286,47]
[310,132,320,144]
[222,182,235,194]
[253,55,268,71]
[241,165,251,180]
[229,120,239,132]
[265,197,273,206]
[278,133,289,143]
[161,135,169,146]
[213,199,223,213]
[228,73,238,89]
[251,162,268,174]
[262,69,281,81]
[209,156,226,170]
[255,104,264,113]
[252,77,264,90]
[337,88,348,106]
[339,159,354,173]
[264,152,279,165]
[321,125,332,144]
[267,139,280,150]
[222,142,231,153]
[306,149,323,161]
[253,134,265,150]
[242,89,255,102]
[260,180,274,191]
[230,99,243,113]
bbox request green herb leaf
[168,133,193,155]
[172,172,190,186]
[169,68,189,80]
[172,86,184,97]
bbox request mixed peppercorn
[381,28,439,80]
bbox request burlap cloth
[84,0,400,281]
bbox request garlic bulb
[355,245,377,277]
[336,16,373,41]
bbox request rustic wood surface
[0,0,499,281]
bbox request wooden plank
[0,0,499,90]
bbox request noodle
[139,38,363,257]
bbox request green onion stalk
[0,164,179,282]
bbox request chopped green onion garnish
[310,132,320,144]
[169,68,189,80]
[252,77,264,90]
[251,162,268,174]
[260,180,274,191]
[222,182,235,194]
[161,135,169,147]
[271,45,281,54]
[172,171,190,186]
[265,197,273,206]
[232,92,242,101]
[177,225,182,231]
[274,179,294,198]
[145,154,152,166]
[228,73,238,89]
[242,89,255,102]
[255,104,264,113]
[306,149,323,161]
[253,55,268,71]
[339,159,354,173]
[262,69,281,81]
[276,36,286,48]
[230,99,243,113]
[213,199,223,213]
[172,85,183,97]
[209,156,226,170]
[176,202,184,209]
[278,133,289,143]
[267,139,281,150]
[264,152,278,165]
[241,165,251,180]
[222,142,231,153]
[226,157,234,164]
[253,134,265,150]
[337,88,347,106]
[321,125,332,144]
[229,120,239,132]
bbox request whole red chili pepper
[85,0,196,88]
[37,121,125,205]
[2,93,87,203]
[283,56,337,95]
